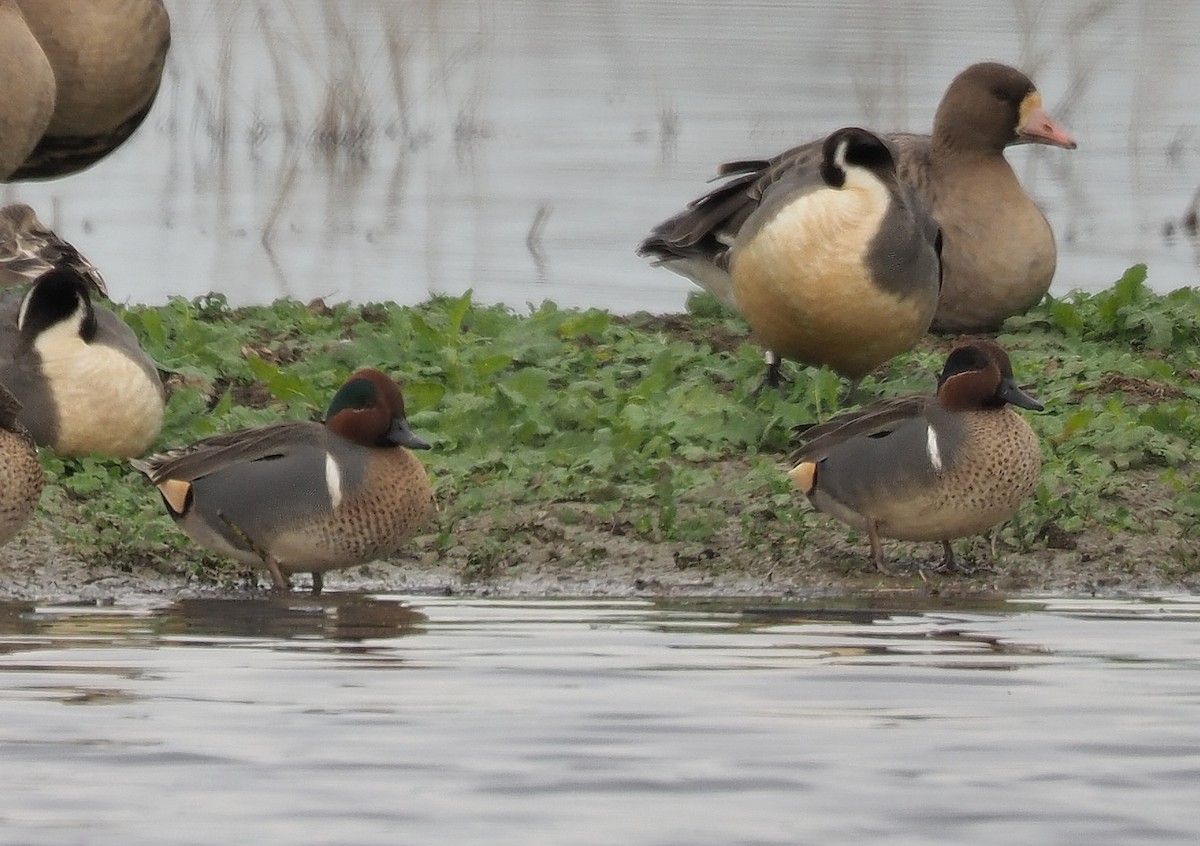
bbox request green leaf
[559,310,610,340]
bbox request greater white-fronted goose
[640,62,1076,340]
[0,0,56,180]
[6,0,170,180]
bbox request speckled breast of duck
[274,448,436,576]
[0,425,43,545]
[871,408,1041,541]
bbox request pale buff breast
[731,175,935,379]
[0,428,43,545]
[872,408,1042,542]
[0,2,56,179]
[16,0,169,136]
[35,328,164,457]
[932,161,1057,332]
[272,448,436,576]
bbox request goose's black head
[819,127,897,188]
[17,268,98,344]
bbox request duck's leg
[263,556,290,592]
[867,518,891,574]
[217,512,290,592]
[923,540,959,574]
[751,350,789,396]
[936,538,996,576]
[311,571,324,596]
[838,377,865,407]
[940,539,957,571]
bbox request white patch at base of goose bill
[926,425,944,472]
[325,452,344,509]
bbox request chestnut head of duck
[934,62,1077,154]
[325,368,431,451]
[936,339,1043,413]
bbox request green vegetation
[34,264,1200,586]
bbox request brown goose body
[0,0,57,180]
[6,0,170,181]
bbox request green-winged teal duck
[133,368,437,595]
[789,339,1043,573]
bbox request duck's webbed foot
[751,351,790,396]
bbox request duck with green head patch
[133,368,437,595]
[789,339,1043,574]
[0,379,43,547]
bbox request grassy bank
[26,264,1200,594]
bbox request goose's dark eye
[991,85,1021,105]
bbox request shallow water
[1,593,1199,844]
[3,0,1200,313]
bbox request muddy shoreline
[4,287,1199,605]
[4,479,1195,604]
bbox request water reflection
[0,595,1199,844]
[169,596,427,641]
[0,594,426,655]
[2,0,1198,315]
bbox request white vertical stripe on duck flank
[926,425,944,473]
[325,452,344,510]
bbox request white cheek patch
[926,425,944,473]
[833,139,850,170]
[325,452,344,510]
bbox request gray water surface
[1,594,1198,845]
[4,0,1200,312]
